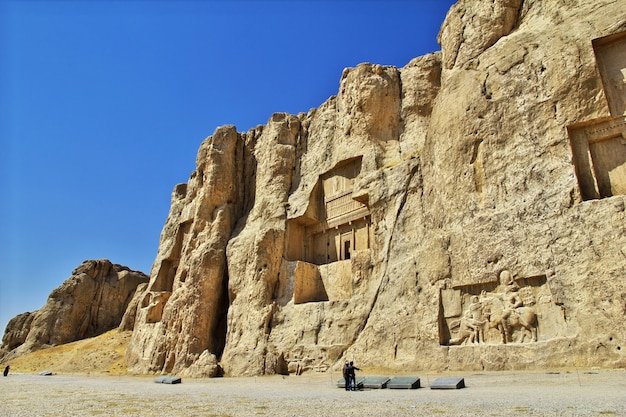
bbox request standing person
[348,361,360,391]
[3,365,9,377]
[342,361,350,391]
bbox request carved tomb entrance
[283,157,372,304]
[569,30,626,200]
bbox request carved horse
[481,295,538,344]
[488,306,537,343]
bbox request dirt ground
[1,369,625,416]
[1,331,625,416]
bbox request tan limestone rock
[221,113,300,376]
[438,0,523,70]
[127,0,626,376]
[126,125,244,375]
[1,259,148,361]
[1,312,34,351]
[118,282,148,331]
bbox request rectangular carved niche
[282,157,370,306]
[568,116,626,200]
[308,220,370,264]
[593,31,626,117]
[286,156,372,265]
[276,260,352,305]
[568,31,626,200]
[321,157,370,228]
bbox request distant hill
[1,330,130,375]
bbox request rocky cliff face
[1,259,148,361]
[127,0,626,376]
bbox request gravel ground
[1,369,625,416]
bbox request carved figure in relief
[481,271,538,344]
[609,70,626,110]
[500,281,523,336]
[468,295,486,343]
[442,270,543,346]
[488,305,538,343]
[333,177,340,194]
[449,310,484,345]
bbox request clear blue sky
[0,0,456,334]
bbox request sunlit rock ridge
[1,260,148,362]
[127,0,626,376]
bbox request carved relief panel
[286,156,372,266]
[439,270,566,346]
[320,158,369,228]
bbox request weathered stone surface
[1,312,34,351]
[1,259,148,361]
[127,0,626,377]
[180,350,222,378]
[126,125,246,375]
[118,283,148,331]
[361,376,391,389]
[438,0,523,70]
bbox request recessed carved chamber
[595,31,626,118]
[569,31,626,200]
[282,157,372,304]
[569,117,626,200]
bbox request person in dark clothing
[348,361,360,391]
[342,361,350,390]
[3,365,9,377]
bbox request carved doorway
[341,232,352,260]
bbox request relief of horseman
[485,271,538,344]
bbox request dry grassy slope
[0,330,131,375]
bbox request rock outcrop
[128,0,626,376]
[1,259,148,361]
